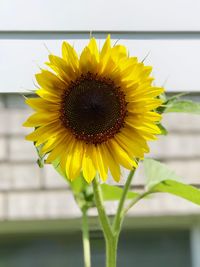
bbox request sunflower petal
[48,55,75,82]
[88,37,99,63]
[66,141,84,181]
[82,146,96,183]
[41,132,70,154]
[111,45,127,63]
[100,35,111,59]
[46,140,67,163]
[103,144,121,182]
[62,41,79,72]
[25,122,62,144]
[35,70,66,93]
[23,112,58,127]
[109,139,137,169]
[36,89,61,102]
[94,145,108,182]
[25,98,60,111]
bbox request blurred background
[0,0,200,266]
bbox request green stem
[82,208,91,267]
[92,169,138,267]
[92,175,117,267]
[106,236,118,267]
[123,191,149,216]
[113,168,136,234]
[92,175,113,238]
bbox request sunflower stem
[92,175,113,238]
[92,175,117,267]
[113,168,136,234]
[106,235,118,267]
[81,207,91,267]
[92,168,137,267]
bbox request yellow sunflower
[23,35,163,183]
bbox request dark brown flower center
[60,72,127,144]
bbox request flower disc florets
[60,72,127,145]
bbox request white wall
[0,0,200,93]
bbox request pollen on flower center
[60,72,127,144]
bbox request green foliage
[157,92,200,114]
[144,158,181,190]
[155,94,200,137]
[156,93,185,114]
[52,159,66,178]
[165,100,200,114]
[70,174,88,194]
[70,174,95,210]
[151,180,200,205]
[144,158,200,206]
[34,143,45,168]
[101,184,138,201]
[157,123,168,135]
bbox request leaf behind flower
[101,183,138,201]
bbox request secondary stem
[82,208,91,267]
[113,168,136,234]
[123,191,149,216]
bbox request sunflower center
[60,72,127,144]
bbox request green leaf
[157,123,168,135]
[144,158,181,190]
[165,100,200,114]
[156,92,188,114]
[101,184,138,201]
[151,180,200,205]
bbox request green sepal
[34,142,45,168]
[157,123,168,135]
[70,173,95,210]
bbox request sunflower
[23,35,163,183]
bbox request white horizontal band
[0,38,199,92]
[1,0,200,32]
